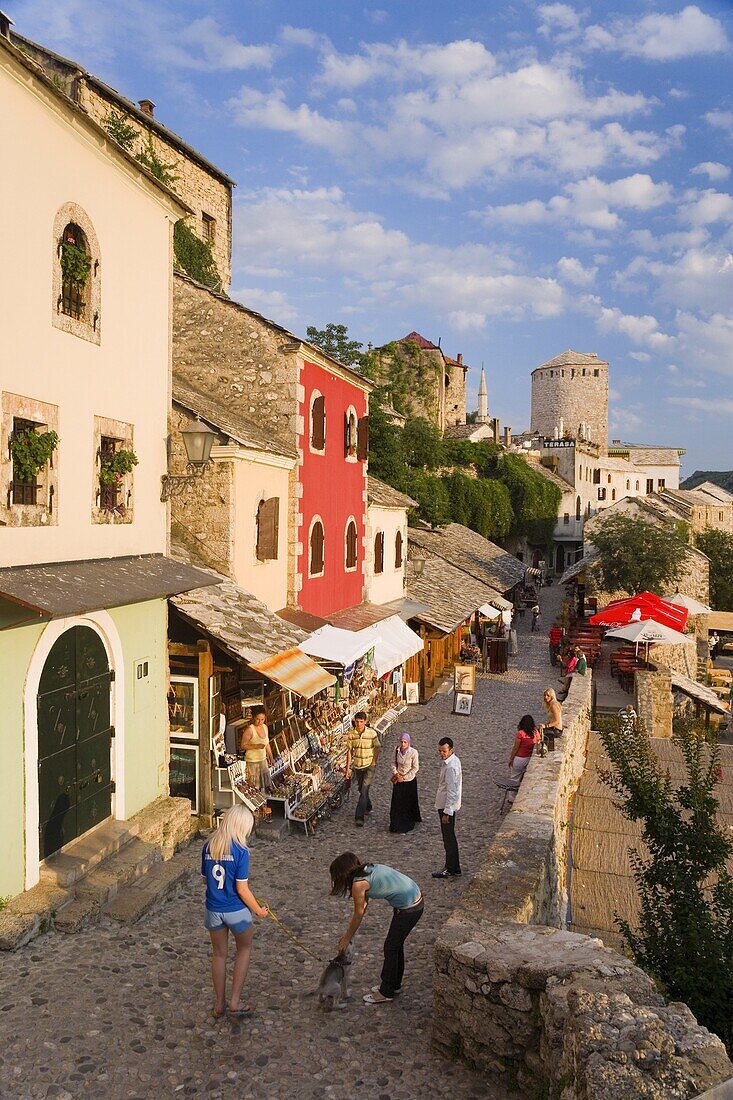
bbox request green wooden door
[37,627,113,859]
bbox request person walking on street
[531,604,541,632]
[346,712,380,827]
[389,734,421,834]
[201,805,269,1020]
[331,852,424,1005]
[432,737,462,878]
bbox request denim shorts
[204,906,253,934]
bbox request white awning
[363,615,423,677]
[298,625,375,666]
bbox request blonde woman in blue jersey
[201,805,269,1019]
[330,851,424,1005]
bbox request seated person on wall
[548,624,563,666]
[558,647,585,700]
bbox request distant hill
[681,470,733,493]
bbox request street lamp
[160,417,217,501]
[407,546,426,578]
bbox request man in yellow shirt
[346,711,380,827]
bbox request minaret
[477,369,489,424]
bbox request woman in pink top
[506,715,540,805]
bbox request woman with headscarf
[388,733,421,834]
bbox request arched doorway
[36,626,113,859]
[555,544,565,575]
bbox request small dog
[311,943,353,1010]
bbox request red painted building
[297,358,371,617]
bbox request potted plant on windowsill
[99,448,138,512]
[10,429,59,484]
[60,237,91,287]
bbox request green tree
[306,323,365,368]
[696,528,733,611]
[599,717,733,1054]
[367,391,405,486]
[494,453,561,548]
[401,470,452,528]
[401,417,442,470]
[592,513,687,595]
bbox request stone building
[530,349,609,453]
[0,33,210,901]
[10,28,235,290]
[172,273,373,616]
[372,332,468,433]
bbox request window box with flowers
[99,444,137,517]
[10,425,58,507]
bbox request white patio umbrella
[666,592,712,615]
[606,617,690,659]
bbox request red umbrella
[589,592,688,631]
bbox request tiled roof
[533,350,607,372]
[407,523,526,593]
[693,481,733,503]
[523,456,574,492]
[444,355,467,369]
[173,382,298,459]
[443,423,491,441]
[367,476,417,509]
[406,548,501,634]
[400,332,439,350]
[627,447,682,467]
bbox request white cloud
[669,396,733,415]
[629,352,651,362]
[177,18,274,71]
[228,88,350,152]
[557,256,597,286]
[586,6,728,61]
[624,245,733,314]
[317,39,497,89]
[679,189,733,227]
[537,4,582,40]
[232,186,565,328]
[705,110,733,138]
[230,286,299,324]
[594,303,675,348]
[485,173,673,230]
[676,311,733,376]
[364,9,389,24]
[609,407,644,435]
[691,162,731,183]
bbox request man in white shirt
[432,737,462,878]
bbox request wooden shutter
[311,521,324,575]
[256,497,279,561]
[374,531,384,574]
[344,412,350,457]
[346,521,357,568]
[395,530,403,568]
[311,395,325,450]
[356,415,369,460]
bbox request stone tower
[530,350,609,454]
[477,369,489,424]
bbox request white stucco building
[365,477,415,606]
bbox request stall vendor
[239,706,274,791]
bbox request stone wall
[433,672,733,1098]
[444,361,467,427]
[635,669,673,738]
[374,341,444,429]
[531,365,609,454]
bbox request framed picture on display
[240,681,264,707]
[453,692,473,717]
[404,682,419,705]
[454,664,476,695]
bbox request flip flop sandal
[227,1006,254,1018]
[212,1006,227,1019]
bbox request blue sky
[14,0,733,474]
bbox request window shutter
[395,531,403,568]
[375,531,384,574]
[344,412,350,457]
[311,396,325,450]
[311,521,324,574]
[256,497,279,561]
[356,415,369,460]
[346,521,357,568]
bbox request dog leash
[257,899,323,963]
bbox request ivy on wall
[173,220,221,290]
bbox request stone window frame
[201,211,216,246]
[0,392,59,527]
[344,405,358,463]
[344,516,358,572]
[51,202,102,346]
[92,415,134,525]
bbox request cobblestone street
[0,587,562,1100]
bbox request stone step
[0,883,74,951]
[104,846,197,924]
[54,839,162,935]
[40,819,141,888]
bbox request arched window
[586,501,591,517]
[309,518,324,577]
[344,407,358,458]
[607,474,612,484]
[635,480,640,491]
[345,518,358,570]
[612,489,616,501]
[575,495,581,520]
[52,203,101,344]
[395,530,403,569]
[374,531,385,575]
[310,391,325,452]
[626,479,630,491]
[256,497,279,561]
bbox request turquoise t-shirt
[358,863,420,909]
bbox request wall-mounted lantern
[160,417,217,501]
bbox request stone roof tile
[367,476,417,509]
[407,523,526,593]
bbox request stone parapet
[432,672,733,1098]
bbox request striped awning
[250,648,336,699]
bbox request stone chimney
[503,426,512,449]
[0,10,14,38]
[492,418,501,445]
[457,353,463,366]
[138,99,156,116]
